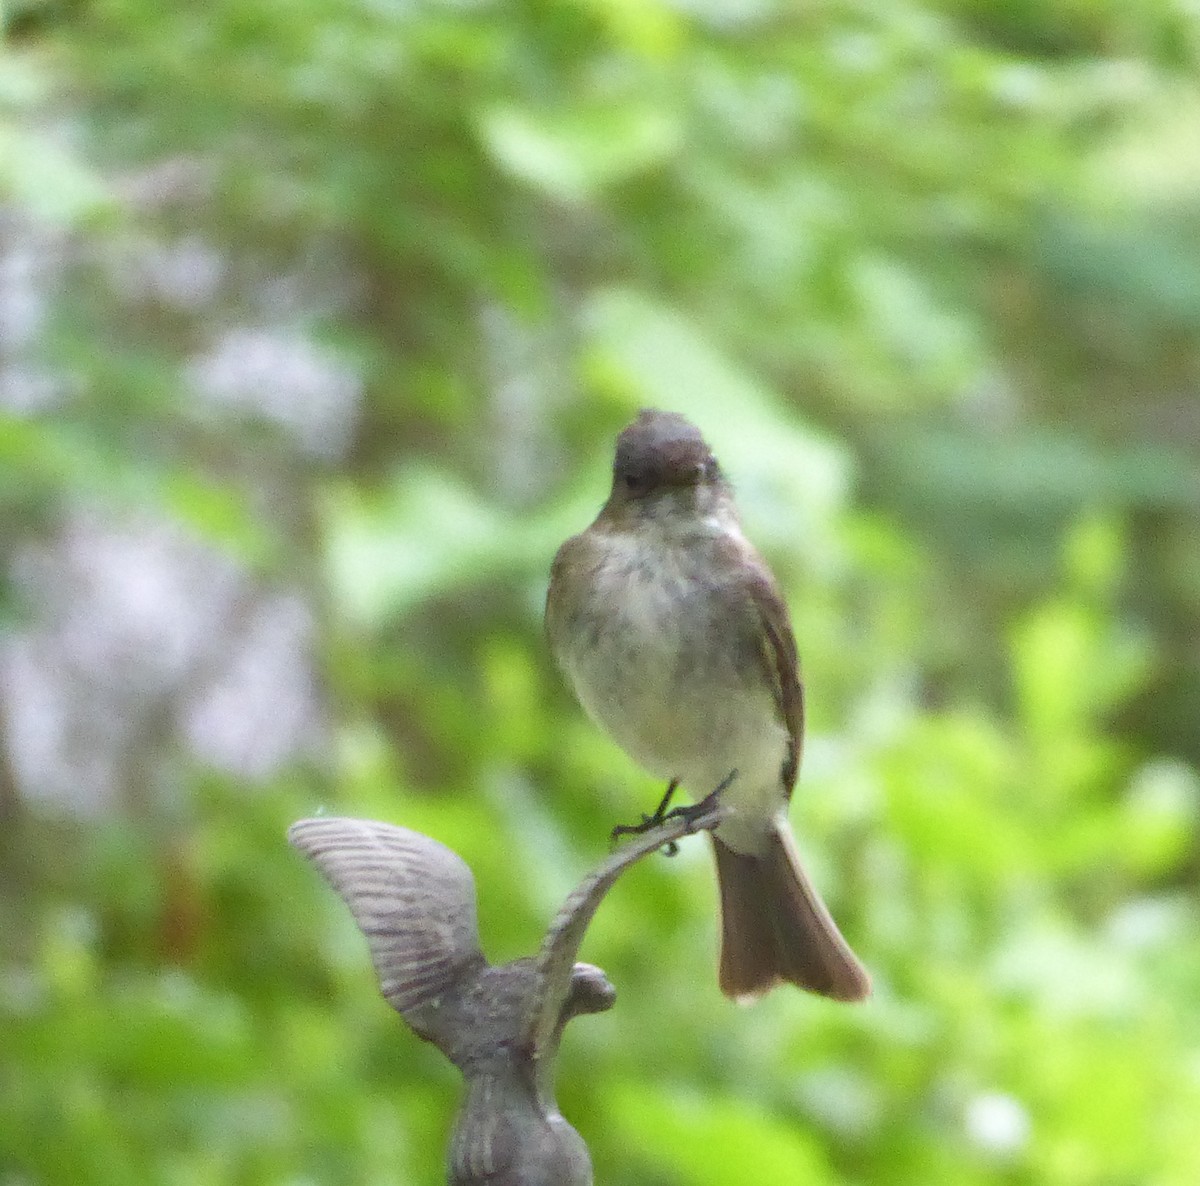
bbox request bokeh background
[3,1,1200,1183]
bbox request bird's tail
[711,822,870,1003]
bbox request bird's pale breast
[552,525,789,842]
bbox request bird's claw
[609,770,737,857]
[658,768,738,834]
[610,779,680,846]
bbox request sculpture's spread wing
[524,800,727,1059]
[289,818,485,1040]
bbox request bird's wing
[289,818,485,1041]
[523,800,727,1059]
[543,529,597,658]
[738,546,806,794]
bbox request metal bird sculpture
[289,792,727,1186]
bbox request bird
[545,408,870,1003]
[289,798,726,1184]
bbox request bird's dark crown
[612,409,720,496]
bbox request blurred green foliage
[3,1,1200,1184]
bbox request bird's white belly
[557,537,789,847]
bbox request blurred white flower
[189,327,361,459]
[964,1091,1031,1159]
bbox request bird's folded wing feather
[738,548,806,794]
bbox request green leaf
[604,1080,832,1185]
[321,465,599,628]
[478,103,681,203]
[0,123,113,225]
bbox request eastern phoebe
[545,409,870,1002]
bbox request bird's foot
[660,768,738,837]
[610,771,737,858]
[610,779,679,848]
